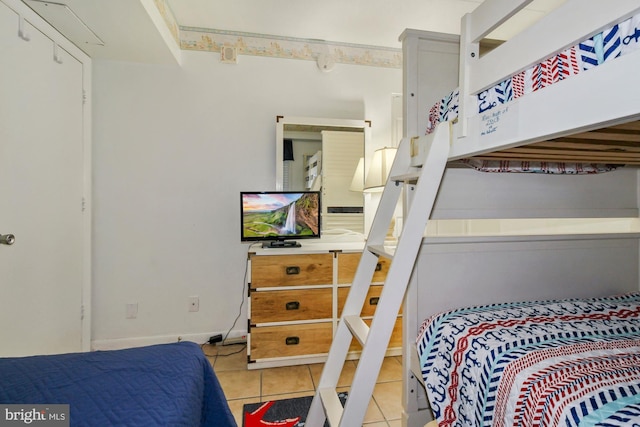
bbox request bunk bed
[399,1,640,426]
[0,342,236,426]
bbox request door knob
[0,234,15,245]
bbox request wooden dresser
[247,243,401,368]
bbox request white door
[0,1,87,356]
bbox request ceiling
[20,0,565,64]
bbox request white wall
[91,51,401,348]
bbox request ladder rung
[367,244,396,259]
[390,172,420,183]
[319,387,343,427]
[344,315,369,346]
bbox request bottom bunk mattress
[416,292,640,427]
[0,341,236,426]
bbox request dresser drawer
[337,253,390,284]
[348,317,402,351]
[251,289,332,323]
[250,323,333,360]
[337,285,380,317]
[337,285,403,317]
[250,253,333,288]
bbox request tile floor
[203,343,403,427]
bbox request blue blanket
[0,342,236,426]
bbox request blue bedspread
[0,342,236,426]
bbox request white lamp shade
[364,147,397,192]
[349,157,365,192]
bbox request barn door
[0,0,88,356]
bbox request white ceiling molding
[179,27,402,69]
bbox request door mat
[242,392,347,427]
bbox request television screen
[241,191,321,247]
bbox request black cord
[201,245,251,358]
[200,343,247,360]
[221,257,248,343]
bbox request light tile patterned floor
[203,344,403,426]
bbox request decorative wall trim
[151,2,402,68]
[179,27,402,68]
[152,0,180,46]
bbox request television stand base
[263,240,301,249]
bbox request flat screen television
[240,191,321,248]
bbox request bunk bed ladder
[306,126,450,427]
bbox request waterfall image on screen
[283,203,297,234]
[241,192,320,241]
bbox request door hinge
[81,304,85,320]
[82,197,86,212]
[82,89,87,105]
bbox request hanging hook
[0,234,15,245]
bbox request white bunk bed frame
[409,0,640,165]
[401,1,640,426]
[307,2,640,426]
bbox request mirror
[276,116,370,235]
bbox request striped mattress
[416,292,640,427]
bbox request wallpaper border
[152,0,401,69]
[180,27,402,69]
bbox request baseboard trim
[91,330,248,351]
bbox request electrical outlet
[188,296,199,312]
[126,303,138,319]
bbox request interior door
[0,1,86,356]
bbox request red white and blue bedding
[425,13,640,174]
[416,292,640,427]
[0,342,236,426]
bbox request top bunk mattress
[423,12,640,174]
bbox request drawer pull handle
[369,297,380,306]
[285,336,300,345]
[375,263,382,272]
[285,301,300,310]
[285,266,300,275]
